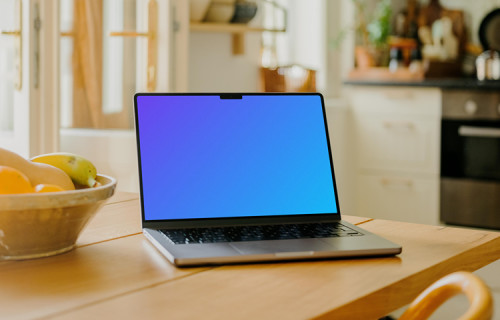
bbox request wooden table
[1,192,499,320]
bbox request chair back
[399,271,493,320]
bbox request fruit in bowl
[0,148,116,260]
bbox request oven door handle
[458,126,500,138]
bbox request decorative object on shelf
[409,0,465,79]
[420,16,459,61]
[260,65,316,92]
[189,0,212,22]
[418,0,466,62]
[230,1,258,24]
[204,0,237,23]
[190,0,286,56]
[418,0,442,27]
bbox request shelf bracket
[232,33,245,55]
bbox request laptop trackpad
[230,239,333,255]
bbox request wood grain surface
[1,193,498,320]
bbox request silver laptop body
[134,93,401,266]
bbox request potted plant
[333,0,392,69]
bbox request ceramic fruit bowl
[0,174,116,260]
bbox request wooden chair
[399,271,493,320]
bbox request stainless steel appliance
[441,89,500,229]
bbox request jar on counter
[409,47,423,73]
[389,48,404,72]
[476,50,500,80]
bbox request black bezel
[134,92,342,229]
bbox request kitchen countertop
[344,78,500,91]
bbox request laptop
[134,93,401,266]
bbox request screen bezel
[134,92,342,229]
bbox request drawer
[354,114,440,174]
[349,87,441,117]
[356,174,439,225]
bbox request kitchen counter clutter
[344,78,500,90]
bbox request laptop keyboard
[159,222,363,245]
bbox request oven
[440,89,500,230]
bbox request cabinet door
[349,87,441,116]
[357,173,439,225]
[355,114,440,175]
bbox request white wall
[188,33,262,92]
[287,0,326,91]
[60,129,139,193]
[187,0,329,93]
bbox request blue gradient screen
[136,94,338,221]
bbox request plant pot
[355,46,390,69]
[355,46,376,69]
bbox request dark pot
[231,1,258,24]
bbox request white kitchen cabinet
[349,87,441,116]
[355,113,440,175]
[357,173,439,225]
[348,86,442,225]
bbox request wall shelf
[189,22,286,55]
[190,22,285,33]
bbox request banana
[0,147,75,190]
[31,152,98,188]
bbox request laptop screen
[135,93,339,221]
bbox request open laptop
[134,93,401,266]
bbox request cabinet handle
[383,91,414,100]
[381,178,413,188]
[383,121,415,130]
[458,126,500,138]
[0,0,22,91]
